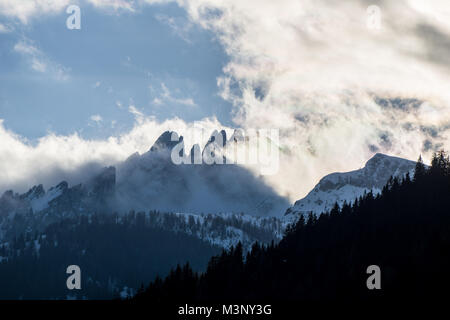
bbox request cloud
[157,82,197,107]
[30,58,46,72]
[0,22,11,33]
[155,13,193,43]
[0,116,225,194]
[0,0,71,24]
[136,0,450,200]
[13,40,39,55]
[13,39,70,80]
[0,0,137,24]
[86,0,136,12]
[152,97,163,105]
[14,40,48,73]
[128,104,144,118]
[90,114,103,124]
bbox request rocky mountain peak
[149,131,183,153]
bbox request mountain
[0,133,287,299]
[0,211,223,299]
[0,167,116,242]
[0,132,424,299]
[114,130,289,216]
[0,129,288,246]
[133,151,450,303]
[285,153,417,217]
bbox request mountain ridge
[285,153,417,217]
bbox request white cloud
[0,0,136,24]
[128,105,144,122]
[13,39,70,80]
[155,13,193,43]
[172,96,196,107]
[0,22,11,32]
[90,114,103,124]
[0,0,71,24]
[138,0,450,200]
[86,0,136,12]
[0,116,225,194]
[157,82,197,107]
[30,58,46,72]
[152,97,163,105]
[13,40,39,55]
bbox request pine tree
[414,155,426,181]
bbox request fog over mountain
[114,130,289,216]
[0,129,289,221]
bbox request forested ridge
[134,151,450,302]
[0,211,221,299]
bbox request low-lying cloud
[0,117,225,194]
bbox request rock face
[285,153,417,217]
[149,131,182,153]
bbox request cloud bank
[0,117,225,194]
[168,0,450,199]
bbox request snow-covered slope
[285,153,416,217]
[142,211,285,251]
[0,176,284,251]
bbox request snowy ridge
[0,172,285,251]
[285,153,417,217]
[144,211,284,251]
[30,184,65,212]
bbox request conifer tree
[414,154,426,181]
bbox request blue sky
[0,2,232,141]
